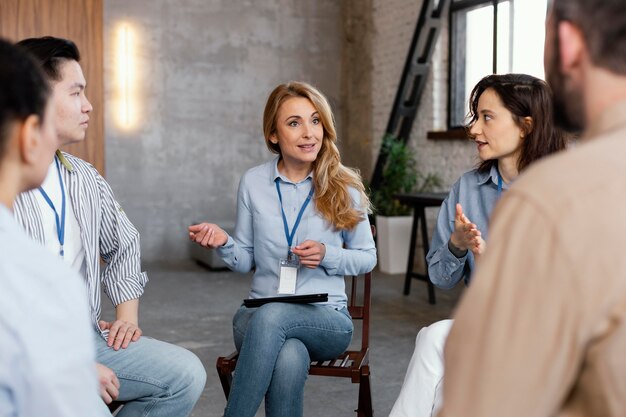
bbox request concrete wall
[103,0,342,261]
[340,0,374,179]
[103,0,480,261]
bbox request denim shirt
[217,157,377,308]
[426,164,507,289]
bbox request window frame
[447,0,511,130]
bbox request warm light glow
[115,23,138,130]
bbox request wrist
[448,238,468,258]
[449,234,466,250]
[116,317,138,326]
[115,303,139,326]
[220,234,232,247]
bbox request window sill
[427,128,468,141]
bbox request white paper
[278,265,298,294]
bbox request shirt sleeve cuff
[320,244,341,275]
[441,243,467,271]
[215,235,235,258]
[104,272,148,306]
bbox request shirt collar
[476,163,509,190]
[583,99,626,141]
[55,150,74,172]
[271,156,313,184]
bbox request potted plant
[370,134,441,274]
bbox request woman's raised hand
[188,223,228,248]
[450,203,485,255]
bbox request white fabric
[0,205,106,417]
[35,159,86,277]
[390,319,453,417]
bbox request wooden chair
[216,270,374,417]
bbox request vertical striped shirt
[13,151,148,338]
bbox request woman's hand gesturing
[189,223,228,248]
[450,203,485,256]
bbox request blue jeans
[94,332,206,416]
[224,303,353,417]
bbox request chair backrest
[346,270,372,352]
[345,224,374,351]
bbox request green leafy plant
[370,134,442,216]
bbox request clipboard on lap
[243,293,328,308]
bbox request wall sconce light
[115,23,138,130]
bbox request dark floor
[103,260,463,417]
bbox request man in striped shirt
[13,36,206,416]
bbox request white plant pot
[376,215,413,275]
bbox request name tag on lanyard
[278,257,299,294]
[275,179,314,294]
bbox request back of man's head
[16,36,80,82]
[0,38,50,163]
[551,0,626,75]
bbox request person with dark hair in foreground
[390,73,567,417]
[0,37,108,417]
[13,36,206,416]
[438,1,626,416]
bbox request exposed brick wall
[338,0,481,243]
[368,0,476,190]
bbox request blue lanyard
[38,156,66,257]
[275,179,314,257]
[497,172,503,197]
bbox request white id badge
[278,258,299,294]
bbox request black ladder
[371,0,451,304]
[370,0,450,191]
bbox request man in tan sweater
[437,1,626,416]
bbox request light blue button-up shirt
[426,164,507,289]
[0,205,107,416]
[217,157,377,308]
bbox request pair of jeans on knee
[224,303,353,417]
[94,331,206,417]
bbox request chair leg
[427,280,436,305]
[216,360,233,399]
[357,365,373,417]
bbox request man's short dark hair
[0,38,50,162]
[553,0,626,75]
[16,36,80,81]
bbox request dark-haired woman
[390,73,568,417]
